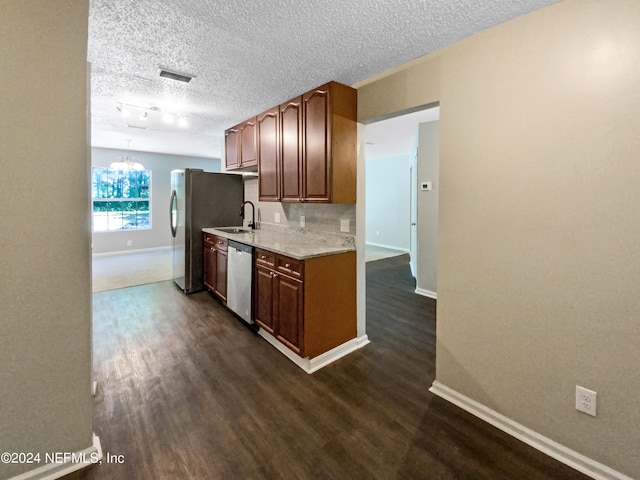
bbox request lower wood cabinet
[215,246,228,302]
[274,272,304,354]
[254,248,356,358]
[204,234,217,291]
[254,263,276,334]
[203,233,228,303]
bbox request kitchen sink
[215,226,250,234]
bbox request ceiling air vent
[159,68,195,83]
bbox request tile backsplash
[243,178,356,235]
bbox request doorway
[364,105,440,296]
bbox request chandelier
[110,139,145,171]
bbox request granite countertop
[202,224,355,260]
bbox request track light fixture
[116,102,189,129]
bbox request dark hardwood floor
[67,254,589,479]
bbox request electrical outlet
[275,212,281,223]
[299,215,305,228]
[421,181,433,191]
[126,240,132,247]
[575,386,597,417]
[340,219,350,233]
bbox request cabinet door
[225,127,239,170]
[240,117,257,167]
[215,250,228,302]
[302,86,331,202]
[203,243,217,291]
[257,107,280,201]
[275,273,304,356]
[280,96,303,202]
[254,264,276,334]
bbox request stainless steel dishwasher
[227,240,253,324]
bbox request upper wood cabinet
[301,88,330,202]
[240,117,257,167]
[254,81,357,203]
[224,126,239,170]
[279,97,303,202]
[225,117,257,170]
[257,107,280,201]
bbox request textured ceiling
[88,0,558,159]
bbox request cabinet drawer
[204,233,216,245]
[255,249,275,267]
[276,255,304,279]
[214,236,228,252]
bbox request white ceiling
[88,0,558,159]
[365,106,440,161]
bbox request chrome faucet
[240,201,256,229]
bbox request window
[92,168,151,232]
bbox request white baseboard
[257,330,370,374]
[308,335,370,373]
[365,241,409,253]
[429,381,633,480]
[92,246,171,257]
[9,434,102,480]
[415,287,437,299]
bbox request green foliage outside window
[92,168,151,232]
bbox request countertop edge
[202,227,356,260]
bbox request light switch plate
[340,219,350,232]
[421,181,433,191]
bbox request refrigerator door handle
[170,189,178,237]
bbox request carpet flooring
[92,248,172,292]
[91,244,403,292]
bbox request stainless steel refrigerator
[170,169,244,294]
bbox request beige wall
[0,1,93,478]
[357,0,640,477]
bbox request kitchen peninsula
[202,225,362,373]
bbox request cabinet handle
[285,263,291,268]
[261,255,266,259]
[210,247,214,251]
